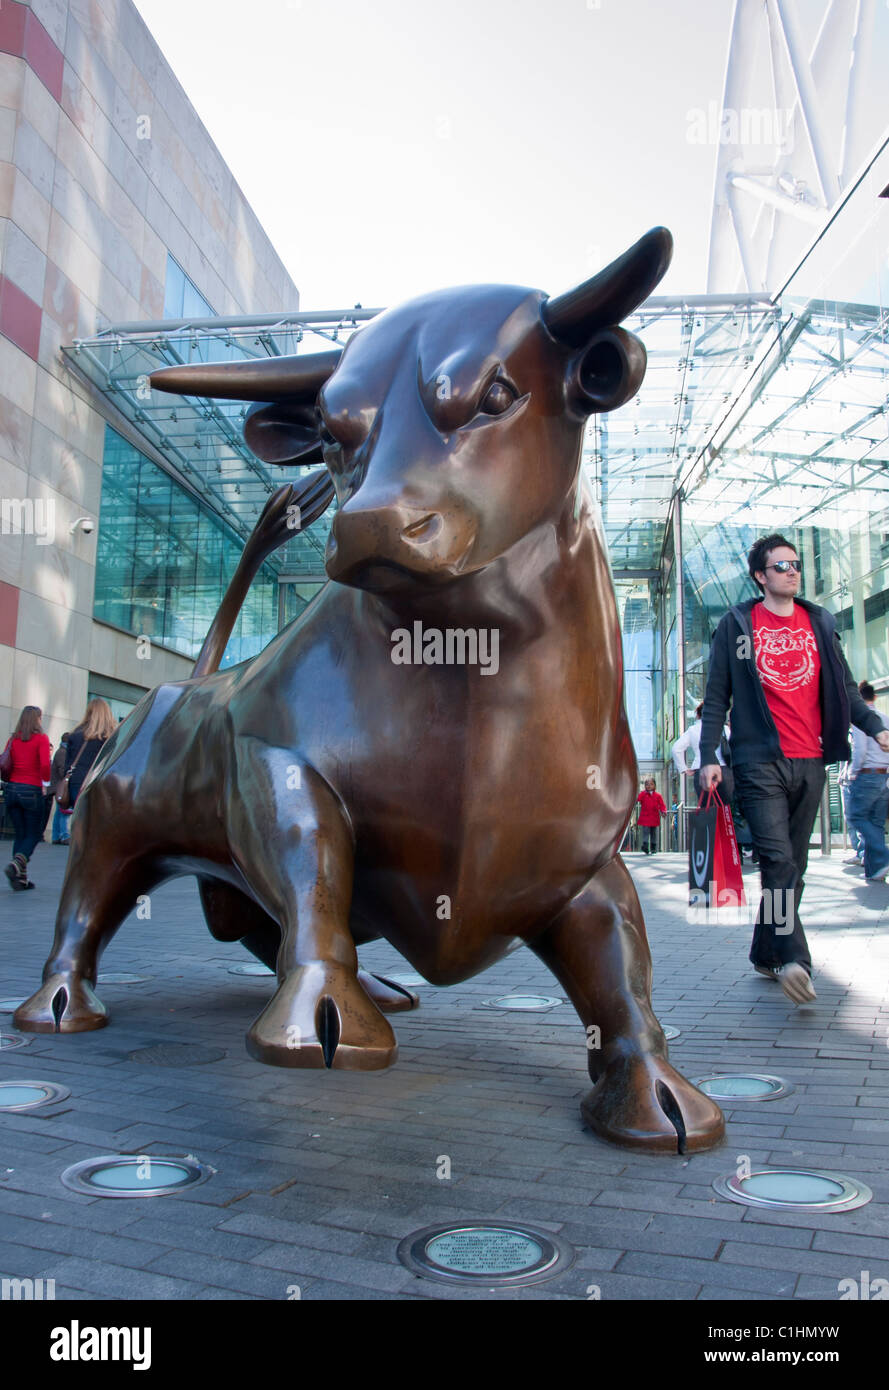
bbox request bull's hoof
[13,973,108,1034]
[246,961,398,1071]
[581,1053,725,1153]
[357,969,419,1013]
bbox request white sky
[133,0,734,309]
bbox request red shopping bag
[688,787,746,910]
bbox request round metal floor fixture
[61,1153,213,1198]
[129,1043,226,1066]
[713,1167,873,1213]
[0,1000,24,1015]
[397,1221,575,1286]
[481,994,563,1011]
[662,1024,681,1040]
[0,1032,30,1050]
[227,962,275,977]
[693,1073,794,1101]
[98,972,150,984]
[0,1079,70,1112]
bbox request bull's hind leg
[530,855,724,1153]
[198,879,418,1011]
[228,748,397,1069]
[14,824,161,1034]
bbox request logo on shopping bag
[692,828,710,888]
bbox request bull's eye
[479,380,516,416]
[316,410,339,449]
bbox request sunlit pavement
[1,844,888,1301]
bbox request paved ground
[1,842,888,1301]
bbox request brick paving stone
[3,849,888,1300]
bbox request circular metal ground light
[713,1168,873,1213]
[662,1024,681,1040]
[0,1000,24,1014]
[227,963,275,977]
[61,1154,213,1198]
[397,1221,575,1287]
[129,1043,226,1066]
[98,973,150,985]
[0,1079,70,1112]
[694,1073,794,1101]
[481,994,563,1011]
[0,1032,30,1050]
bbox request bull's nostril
[402,513,442,543]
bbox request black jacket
[700,596,883,769]
[64,731,108,805]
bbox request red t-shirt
[637,790,666,826]
[752,602,822,758]
[7,733,52,786]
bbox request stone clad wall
[0,0,299,751]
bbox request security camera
[70,516,95,535]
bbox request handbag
[55,740,88,811]
[0,738,12,781]
[688,786,746,910]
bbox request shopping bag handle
[696,782,724,810]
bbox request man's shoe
[778,962,817,1005]
[865,861,889,882]
[754,965,780,981]
[844,853,863,864]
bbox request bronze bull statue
[15,228,724,1153]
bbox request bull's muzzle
[326,501,476,591]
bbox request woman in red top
[2,705,52,891]
[636,777,667,856]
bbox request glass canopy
[64,292,889,584]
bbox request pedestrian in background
[837,760,864,866]
[671,702,734,803]
[50,733,72,844]
[846,681,889,883]
[62,699,117,811]
[698,534,889,1005]
[637,777,666,855]
[2,705,51,890]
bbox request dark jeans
[641,825,658,852]
[733,757,825,972]
[847,775,889,879]
[3,783,46,861]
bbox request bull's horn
[150,349,342,402]
[543,227,673,347]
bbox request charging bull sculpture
[16,228,724,1152]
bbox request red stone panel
[0,274,43,361]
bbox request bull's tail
[192,469,334,677]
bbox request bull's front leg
[530,856,724,1153]
[229,746,396,1070]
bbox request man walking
[698,534,889,1005]
[846,681,889,883]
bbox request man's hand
[876,731,889,754]
[699,764,722,788]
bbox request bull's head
[152,227,671,594]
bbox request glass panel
[94,426,279,664]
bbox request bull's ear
[567,325,647,416]
[243,402,324,466]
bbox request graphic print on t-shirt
[752,603,822,758]
[753,622,818,690]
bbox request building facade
[1,0,300,747]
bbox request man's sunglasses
[765,560,802,573]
